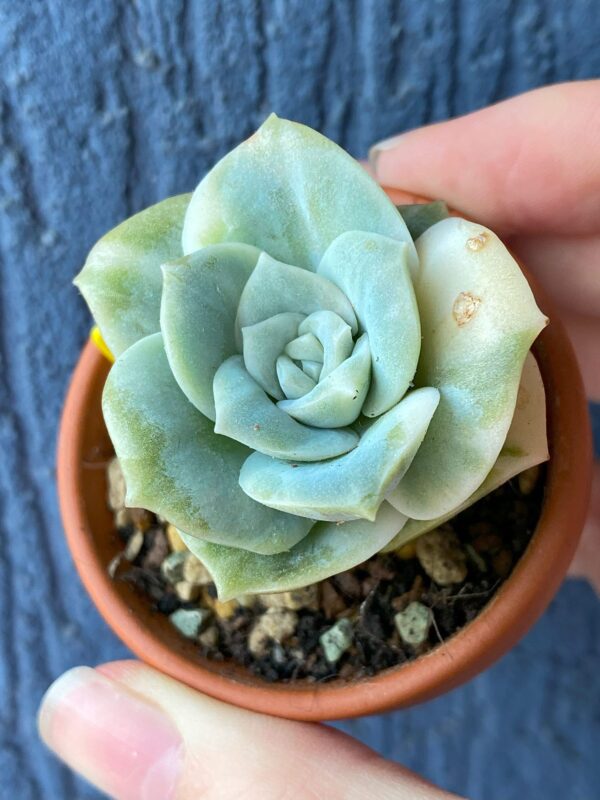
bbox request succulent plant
[75,115,549,600]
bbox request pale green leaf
[242,313,305,400]
[297,310,353,379]
[213,355,358,461]
[180,501,407,600]
[240,387,440,521]
[301,360,323,381]
[384,352,549,550]
[277,333,372,428]
[284,333,324,363]
[161,243,260,421]
[102,334,313,554]
[236,251,358,337]
[388,218,548,520]
[318,232,420,417]
[276,355,316,399]
[75,194,191,358]
[182,114,417,274]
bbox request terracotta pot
[57,190,593,721]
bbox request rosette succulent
[75,115,549,600]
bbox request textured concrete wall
[1,2,599,797]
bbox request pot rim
[57,194,592,721]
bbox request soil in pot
[106,457,544,683]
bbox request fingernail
[38,667,183,800]
[368,134,406,173]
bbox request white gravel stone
[183,555,213,586]
[107,553,123,578]
[394,601,432,646]
[319,618,353,664]
[198,625,219,648]
[123,530,144,562]
[166,524,188,552]
[248,608,298,656]
[415,527,468,586]
[259,585,319,611]
[175,581,202,602]
[107,457,127,511]
[161,552,187,585]
[115,507,133,528]
[169,608,209,638]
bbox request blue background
[1,2,599,797]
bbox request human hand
[39,83,598,800]
[370,80,600,594]
[37,661,460,799]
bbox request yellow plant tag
[90,326,115,363]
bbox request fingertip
[37,666,96,748]
[369,81,600,236]
[368,133,407,174]
[37,666,183,800]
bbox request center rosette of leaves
[158,230,442,523]
[242,304,368,431]
[219,251,371,455]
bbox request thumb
[370,80,600,236]
[38,661,462,800]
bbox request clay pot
[57,190,592,721]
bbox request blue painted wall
[1,2,599,797]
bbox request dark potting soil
[107,463,544,683]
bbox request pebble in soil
[107,459,545,683]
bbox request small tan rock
[107,457,126,511]
[129,507,154,532]
[261,608,298,639]
[212,599,238,619]
[201,590,238,619]
[397,541,417,560]
[166,524,188,553]
[123,530,144,562]
[107,553,124,578]
[236,594,258,608]
[115,507,133,529]
[248,608,298,656]
[415,527,468,586]
[248,628,268,657]
[259,585,318,611]
[198,625,219,648]
[183,555,213,586]
[175,581,202,602]
[518,465,541,496]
